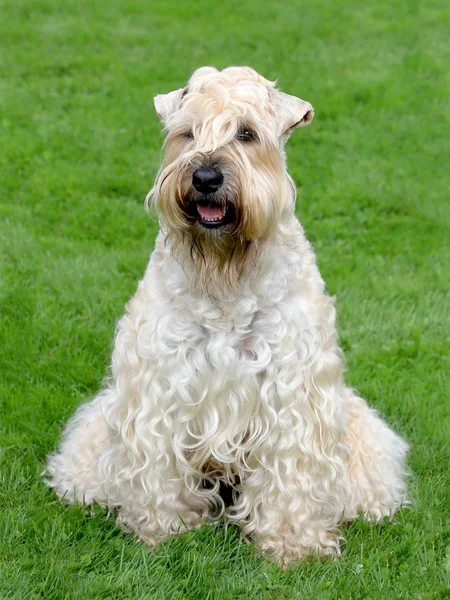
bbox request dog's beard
[174,186,256,299]
[152,178,258,298]
[150,148,292,299]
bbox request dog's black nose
[192,167,223,195]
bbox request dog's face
[149,66,314,293]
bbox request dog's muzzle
[189,167,232,229]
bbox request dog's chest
[146,288,313,399]
[158,300,268,376]
[131,250,326,467]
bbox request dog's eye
[183,131,194,140]
[236,128,256,142]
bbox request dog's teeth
[198,203,227,223]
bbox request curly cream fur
[45,66,408,564]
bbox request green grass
[1,0,449,598]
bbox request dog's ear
[153,88,184,124]
[274,91,314,141]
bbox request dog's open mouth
[196,200,230,229]
[182,196,235,229]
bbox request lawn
[0,0,449,598]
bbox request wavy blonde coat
[45,67,408,563]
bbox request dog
[45,66,408,564]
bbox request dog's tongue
[197,202,224,220]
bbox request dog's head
[148,66,314,294]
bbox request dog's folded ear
[274,91,314,141]
[154,88,184,124]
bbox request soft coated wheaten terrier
[46,66,408,564]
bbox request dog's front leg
[99,388,210,545]
[105,439,208,546]
[231,380,351,565]
[95,302,211,545]
[233,443,348,564]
